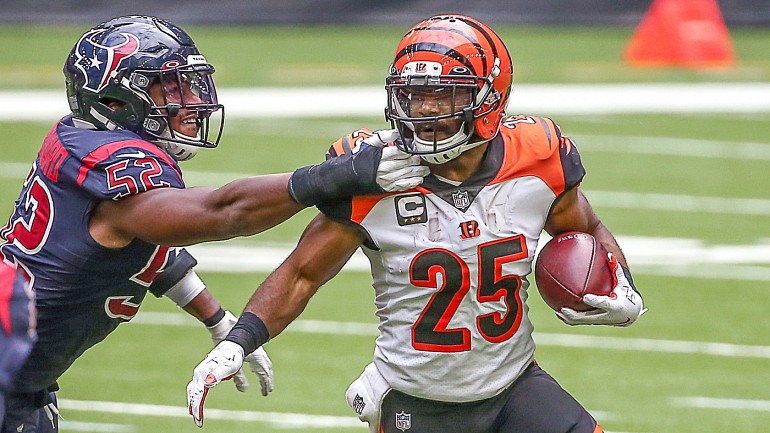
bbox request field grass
[1,24,769,433]
[1,24,770,89]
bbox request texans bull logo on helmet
[73,29,140,93]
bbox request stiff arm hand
[360,128,429,192]
[187,340,257,427]
[207,310,273,394]
[557,253,647,326]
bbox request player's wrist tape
[224,312,270,354]
[287,165,318,206]
[202,307,226,327]
[165,269,206,307]
[288,147,383,207]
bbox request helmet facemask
[386,59,502,165]
[384,14,513,165]
[140,63,224,161]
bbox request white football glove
[557,253,647,326]
[361,128,400,147]
[187,340,245,427]
[207,310,274,395]
[360,129,429,192]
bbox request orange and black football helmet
[385,15,513,164]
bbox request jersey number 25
[410,235,528,352]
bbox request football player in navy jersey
[187,15,646,433]
[0,262,35,429]
[0,15,427,433]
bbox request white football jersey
[321,116,585,402]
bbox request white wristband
[164,269,206,307]
[208,310,238,342]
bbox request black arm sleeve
[148,248,198,297]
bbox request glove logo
[351,394,366,415]
[395,193,427,226]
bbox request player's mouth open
[416,123,453,141]
[179,116,199,133]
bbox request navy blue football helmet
[64,15,224,161]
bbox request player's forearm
[221,266,319,354]
[209,173,304,238]
[100,173,303,246]
[591,222,629,269]
[243,266,319,338]
[181,289,223,322]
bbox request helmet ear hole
[99,97,125,110]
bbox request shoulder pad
[75,139,184,200]
[326,128,374,159]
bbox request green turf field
[1,24,769,433]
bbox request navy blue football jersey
[0,116,196,393]
[0,262,35,395]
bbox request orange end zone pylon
[624,0,736,68]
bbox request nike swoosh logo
[115,151,146,159]
[615,317,632,325]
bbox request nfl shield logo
[352,394,366,415]
[452,190,470,210]
[395,411,411,431]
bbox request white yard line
[59,420,135,433]
[4,83,770,122]
[670,397,770,412]
[180,236,770,281]
[59,395,768,432]
[573,134,770,161]
[585,191,770,216]
[58,399,364,429]
[57,398,620,430]
[132,313,770,360]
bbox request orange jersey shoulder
[492,115,584,196]
[326,128,374,159]
[321,128,401,225]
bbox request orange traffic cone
[624,0,736,68]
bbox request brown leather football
[535,232,614,312]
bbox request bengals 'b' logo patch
[459,220,480,239]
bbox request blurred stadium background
[1,1,769,432]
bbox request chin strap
[153,126,204,161]
[417,130,490,165]
[156,139,200,161]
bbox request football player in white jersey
[187,14,646,433]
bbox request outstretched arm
[186,214,364,427]
[91,133,427,248]
[241,214,365,336]
[92,173,303,247]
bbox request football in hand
[534,232,614,312]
